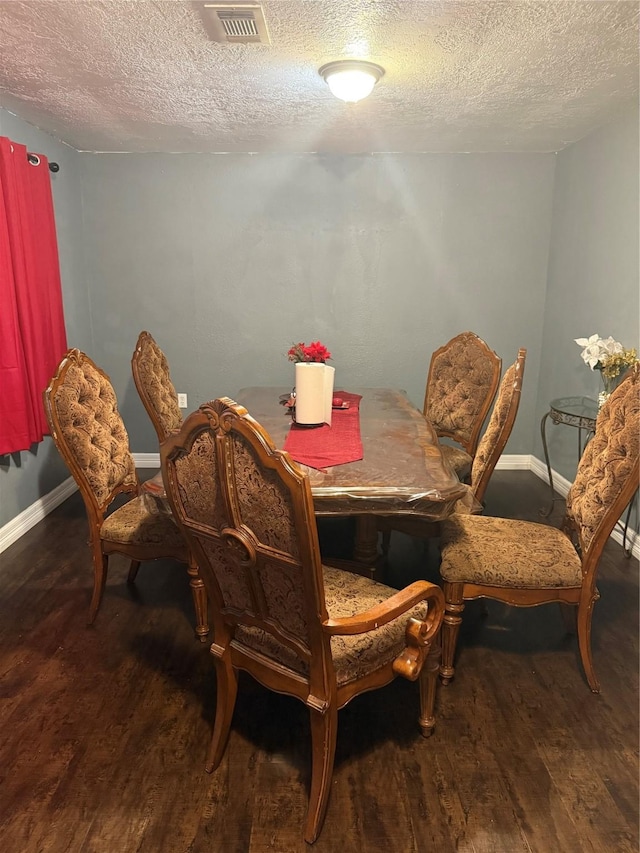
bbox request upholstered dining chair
[131,331,208,632]
[380,348,527,556]
[438,363,639,693]
[160,397,445,844]
[424,331,502,479]
[131,330,183,443]
[43,349,208,640]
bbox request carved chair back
[471,348,527,505]
[132,331,183,443]
[44,348,138,524]
[161,398,332,685]
[565,363,639,575]
[424,331,501,456]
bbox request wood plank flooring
[0,472,637,852]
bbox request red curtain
[0,136,68,455]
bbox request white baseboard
[132,452,160,468]
[0,456,155,555]
[0,475,78,554]
[529,454,574,494]
[495,453,533,471]
[2,453,637,560]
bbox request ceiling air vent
[203,3,270,44]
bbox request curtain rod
[27,152,60,172]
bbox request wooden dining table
[234,386,470,566]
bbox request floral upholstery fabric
[235,566,429,686]
[134,333,183,439]
[101,494,186,549]
[567,367,640,555]
[174,430,227,530]
[440,444,472,479]
[440,368,637,593]
[52,359,136,506]
[439,514,582,588]
[425,332,499,450]
[231,433,301,559]
[470,362,517,492]
[168,409,307,638]
[196,535,255,613]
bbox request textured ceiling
[0,0,637,154]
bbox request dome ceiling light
[319,60,385,103]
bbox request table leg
[353,515,379,577]
[539,410,555,517]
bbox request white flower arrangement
[574,334,623,370]
[575,334,638,409]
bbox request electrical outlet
[177,393,188,408]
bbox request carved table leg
[353,515,379,577]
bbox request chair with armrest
[380,348,527,555]
[43,348,208,640]
[425,331,502,479]
[160,397,445,844]
[438,363,639,692]
[131,330,183,443]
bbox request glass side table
[540,395,636,557]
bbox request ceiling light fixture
[319,60,385,103]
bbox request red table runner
[283,391,363,471]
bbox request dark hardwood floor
[0,471,637,852]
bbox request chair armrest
[322,580,443,639]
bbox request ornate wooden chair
[438,363,639,693]
[454,347,526,507]
[131,330,183,443]
[424,331,502,479]
[43,349,208,639]
[380,348,527,554]
[160,398,445,844]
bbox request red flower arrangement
[287,341,332,363]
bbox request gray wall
[536,104,639,489]
[2,102,637,533]
[78,152,554,454]
[0,109,89,527]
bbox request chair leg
[127,560,141,583]
[418,637,441,737]
[187,559,209,642]
[205,652,238,773]
[305,704,338,844]
[576,590,600,693]
[88,543,109,625]
[440,581,465,685]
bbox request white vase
[294,363,335,426]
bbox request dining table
[233,386,471,567]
